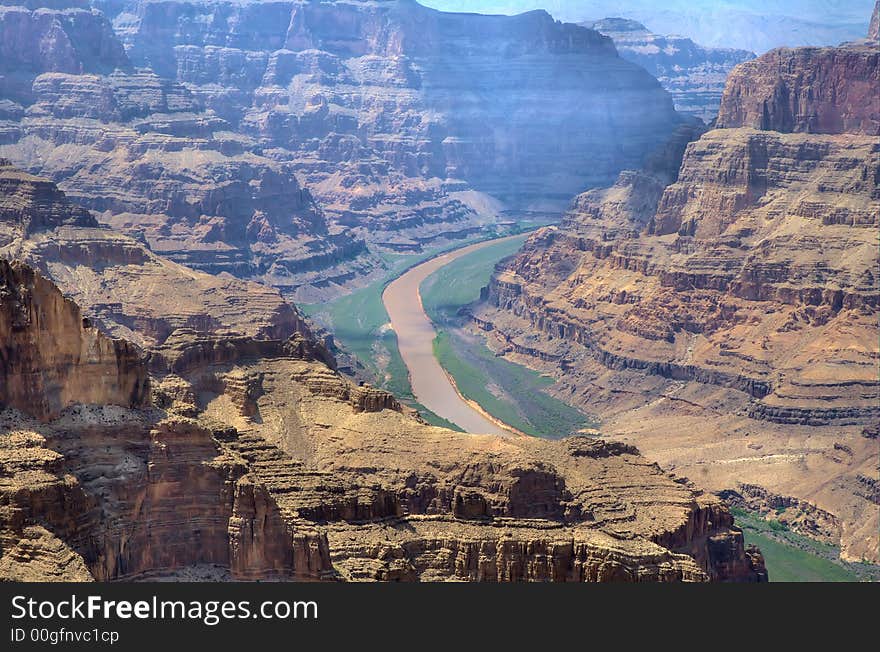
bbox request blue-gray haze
[421,0,875,52]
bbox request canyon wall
[102,0,681,205]
[474,37,880,563]
[871,1,879,42]
[716,45,879,135]
[585,18,755,123]
[0,0,373,303]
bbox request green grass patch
[303,277,414,398]
[432,330,590,439]
[730,508,859,582]
[744,533,858,582]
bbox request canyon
[472,27,880,564]
[1,0,875,583]
[0,157,766,581]
[0,0,684,303]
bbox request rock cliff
[473,37,880,563]
[0,161,764,582]
[585,18,755,123]
[871,1,880,42]
[0,0,128,102]
[0,259,149,420]
[716,45,879,135]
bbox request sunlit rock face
[716,44,880,136]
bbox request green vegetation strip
[421,237,592,439]
[420,237,528,325]
[301,224,547,403]
[731,508,859,582]
[303,272,413,399]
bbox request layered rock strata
[716,44,879,135]
[0,158,309,351]
[102,0,682,205]
[0,260,766,582]
[0,0,372,302]
[473,39,880,563]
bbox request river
[382,236,527,436]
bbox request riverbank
[383,236,531,435]
[420,238,593,438]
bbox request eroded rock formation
[102,0,681,204]
[0,259,766,582]
[473,37,880,563]
[0,157,310,351]
[0,259,149,421]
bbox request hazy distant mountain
[585,18,755,122]
[422,0,875,53]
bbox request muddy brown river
[382,236,526,436]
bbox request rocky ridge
[0,161,765,582]
[0,158,309,351]
[472,36,880,563]
[585,17,755,123]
